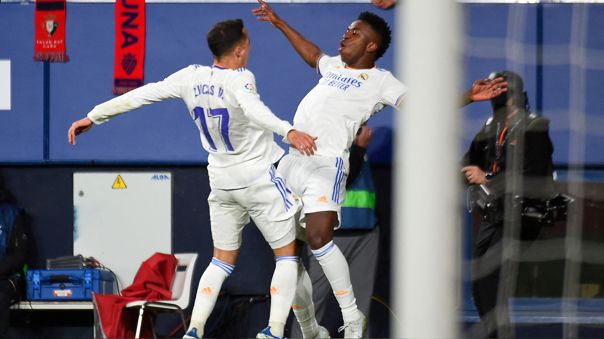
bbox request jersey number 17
[193,106,234,152]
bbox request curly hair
[358,11,392,60]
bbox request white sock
[311,240,359,323]
[267,256,299,338]
[187,258,233,337]
[292,262,320,338]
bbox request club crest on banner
[121,53,138,75]
[113,0,146,95]
[44,15,59,37]
[34,0,69,62]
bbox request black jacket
[0,208,29,280]
[462,111,556,201]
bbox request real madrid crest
[359,73,368,80]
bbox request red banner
[34,0,69,62]
[114,0,146,95]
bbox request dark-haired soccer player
[67,19,317,339]
[253,3,407,338]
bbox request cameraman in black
[462,71,556,338]
[0,175,31,338]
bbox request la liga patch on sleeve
[244,83,257,93]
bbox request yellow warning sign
[112,175,127,189]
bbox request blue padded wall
[1,3,396,163]
[0,4,45,161]
[1,2,604,165]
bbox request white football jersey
[87,65,293,189]
[293,55,407,167]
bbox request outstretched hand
[252,0,281,27]
[68,117,94,145]
[466,77,508,104]
[372,0,396,9]
[287,129,317,156]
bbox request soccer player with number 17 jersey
[254,2,407,338]
[68,19,317,339]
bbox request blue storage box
[26,268,115,301]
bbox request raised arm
[238,96,317,156]
[67,67,188,145]
[252,0,323,68]
[233,72,317,155]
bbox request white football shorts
[208,165,301,251]
[277,153,347,230]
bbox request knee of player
[306,233,332,250]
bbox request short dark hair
[207,19,246,58]
[358,11,391,60]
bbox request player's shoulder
[235,67,254,77]
[223,68,258,94]
[372,67,406,87]
[189,64,210,71]
[323,54,341,62]
[318,54,342,68]
[317,55,345,75]
[180,64,211,76]
[165,64,207,82]
[228,67,255,82]
[321,55,343,66]
[371,65,395,77]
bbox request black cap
[488,70,526,110]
